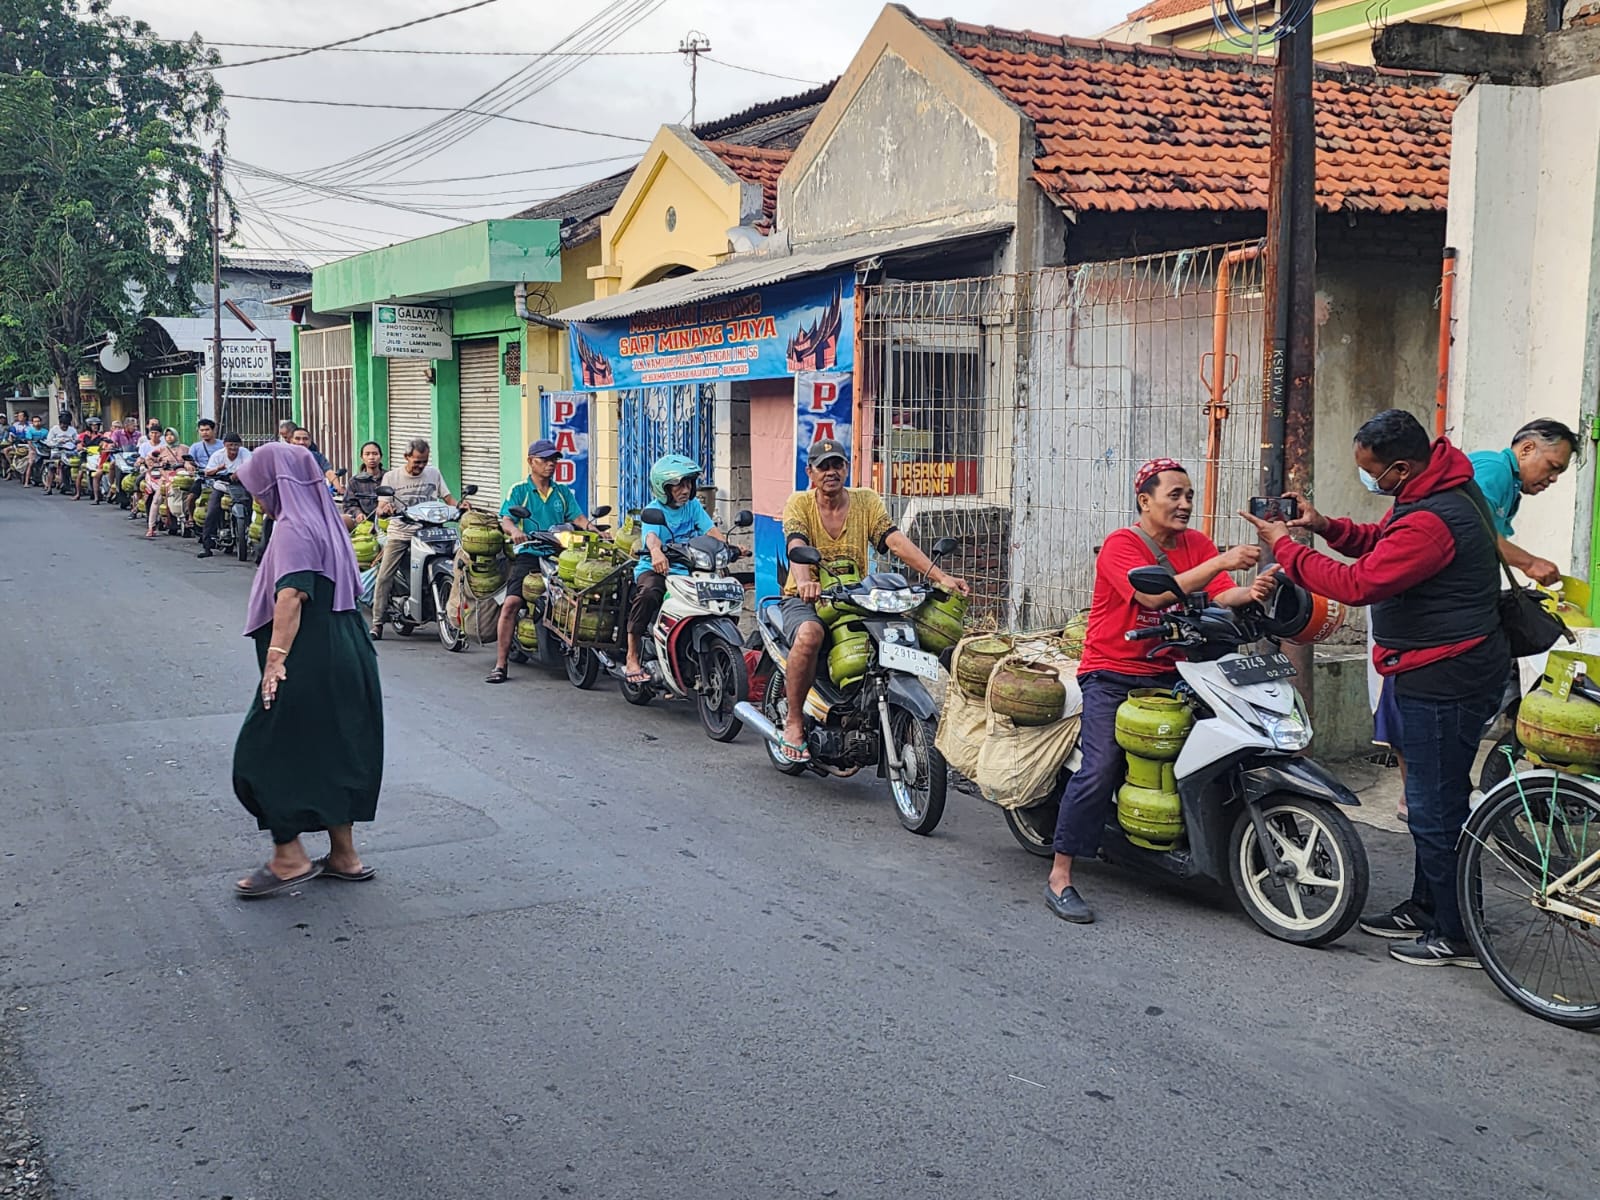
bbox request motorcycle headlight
[1260,711,1311,752]
[862,588,920,614]
[689,546,716,571]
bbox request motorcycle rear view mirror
[462,484,479,496]
[639,507,666,526]
[1128,565,1182,602]
[593,505,613,519]
[789,545,822,567]
[336,468,349,479]
[376,486,396,497]
[507,505,531,520]
[735,509,754,528]
[931,537,959,559]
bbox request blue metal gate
[618,384,716,512]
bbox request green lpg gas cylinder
[910,588,969,655]
[514,617,541,651]
[988,660,1067,727]
[827,621,871,688]
[1117,759,1183,850]
[521,570,546,604]
[954,635,1014,700]
[460,521,505,558]
[575,558,614,590]
[557,543,587,583]
[613,511,642,556]
[1115,690,1194,760]
[1516,685,1600,767]
[467,564,504,596]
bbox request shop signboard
[372,303,453,360]
[793,371,853,491]
[218,340,274,384]
[541,390,592,511]
[568,274,853,391]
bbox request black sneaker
[196,547,213,559]
[1359,900,1432,940]
[1389,932,1481,969]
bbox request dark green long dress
[233,571,383,841]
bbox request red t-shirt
[1078,526,1234,677]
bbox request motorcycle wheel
[236,519,250,562]
[1227,795,1367,946]
[761,669,808,777]
[887,706,946,835]
[565,645,599,689]
[696,641,745,742]
[434,578,464,652]
[620,673,654,705]
[1004,795,1060,858]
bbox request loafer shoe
[1044,883,1094,924]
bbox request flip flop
[486,665,509,684]
[778,738,811,764]
[234,861,322,900]
[313,855,377,883]
[624,668,651,685]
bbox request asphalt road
[2,486,1594,1200]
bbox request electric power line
[702,55,827,86]
[210,0,509,70]
[227,93,651,143]
[200,41,678,58]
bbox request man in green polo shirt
[1467,418,1579,587]
[487,439,593,683]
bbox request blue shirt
[501,477,584,555]
[21,426,47,443]
[189,438,222,469]
[1468,447,1521,537]
[637,498,715,577]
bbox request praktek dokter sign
[566,273,853,391]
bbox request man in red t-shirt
[1044,457,1277,926]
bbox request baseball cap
[807,438,849,468]
[527,438,561,459]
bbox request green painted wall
[499,329,527,501]
[147,373,197,438]
[313,220,560,313]
[288,325,303,424]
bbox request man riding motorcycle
[19,414,49,486]
[776,438,970,763]
[622,454,724,686]
[196,433,252,558]
[42,412,79,493]
[485,439,591,683]
[371,438,463,640]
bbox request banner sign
[218,340,274,384]
[541,390,592,511]
[568,273,853,391]
[372,303,453,359]
[794,371,853,491]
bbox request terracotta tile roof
[704,141,791,227]
[1125,0,1209,22]
[924,19,1458,216]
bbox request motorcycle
[520,508,616,687]
[735,539,959,835]
[207,478,253,561]
[605,506,754,742]
[1004,564,1370,946]
[364,483,479,638]
[110,447,140,509]
[42,445,75,495]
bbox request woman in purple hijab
[231,443,383,899]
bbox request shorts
[778,596,824,643]
[505,554,543,601]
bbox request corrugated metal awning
[550,221,1011,324]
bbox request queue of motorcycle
[361,482,480,641]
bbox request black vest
[1370,485,1501,651]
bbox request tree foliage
[0,0,225,414]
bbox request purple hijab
[238,443,360,635]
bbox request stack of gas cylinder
[1114,689,1195,849]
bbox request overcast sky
[112,0,1133,265]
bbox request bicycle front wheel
[1459,772,1600,1029]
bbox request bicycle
[1459,746,1600,1029]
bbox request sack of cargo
[446,547,502,644]
[935,675,988,781]
[972,653,1084,809]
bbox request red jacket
[1273,438,1491,675]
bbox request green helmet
[649,453,701,506]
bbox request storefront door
[387,358,432,463]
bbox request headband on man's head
[1134,457,1184,492]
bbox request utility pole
[679,31,711,126]
[1261,6,1317,700]
[210,148,223,428]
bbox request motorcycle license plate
[878,640,939,682]
[695,580,743,603]
[1220,652,1296,686]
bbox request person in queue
[20,414,49,486]
[290,426,337,489]
[341,441,385,530]
[486,439,590,684]
[277,419,296,444]
[105,415,139,498]
[1044,458,1277,924]
[371,438,462,640]
[779,438,969,763]
[7,409,27,440]
[196,433,252,558]
[623,454,723,686]
[141,427,187,538]
[43,411,78,492]
[77,417,111,504]
[185,419,223,522]
[1242,409,1506,968]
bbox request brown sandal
[234,861,322,899]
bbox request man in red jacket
[1242,408,1507,969]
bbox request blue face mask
[1359,462,1400,495]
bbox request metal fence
[860,242,1267,631]
[617,384,717,514]
[299,326,354,473]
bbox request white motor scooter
[365,483,478,643]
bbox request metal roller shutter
[387,358,433,462]
[458,340,503,510]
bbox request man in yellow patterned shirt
[776,438,969,762]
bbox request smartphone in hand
[1248,496,1300,523]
